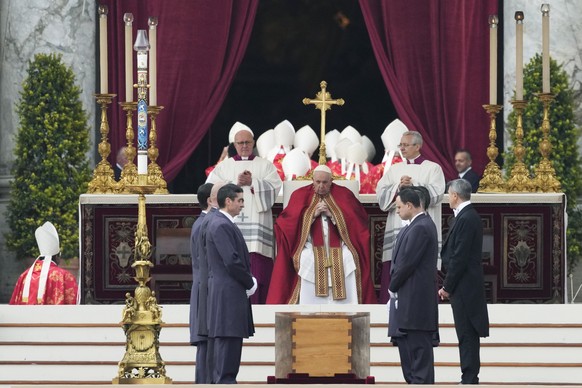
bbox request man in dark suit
[454,150,480,192]
[388,188,439,384]
[439,179,489,384]
[206,183,257,384]
[189,182,213,383]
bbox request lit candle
[148,17,158,106]
[98,5,108,93]
[124,13,134,102]
[541,4,550,93]
[515,11,524,100]
[488,15,498,105]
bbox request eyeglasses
[235,141,253,146]
[398,143,417,148]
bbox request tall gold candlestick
[117,102,139,193]
[532,93,561,192]
[478,104,505,192]
[506,100,533,192]
[113,182,171,385]
[147,105,168,194]
[87,93,117,193]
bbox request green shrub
[505,53,582,272]
[5,53,91,260]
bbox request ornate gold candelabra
[478,104,505,192]
[147,105,168,194]
[88,93,118,193]
[532,93,561,192]
[303,81,344,165]
[113,174,171,384]
[117,102,139,193]
[506,100,534,192]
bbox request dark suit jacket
[460,169,480,193]
[206,211,255,339]
[196,208,217,338]
[189,211,206,344]
[388,213,438,337]
[441,204,489,337]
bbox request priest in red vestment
[267,165,376,304]
[10,221,78,305]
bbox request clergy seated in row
[266,164,376,304]
[206,122,282,304]
[10,221,78,305]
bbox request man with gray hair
[376,130,445,303]
[439,179,489,385]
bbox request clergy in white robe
[206,123,282,304]
[376,131,445,303]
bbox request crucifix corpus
[303,81,345,165]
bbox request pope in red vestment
[266,167,376,304]
[9,221,78,305]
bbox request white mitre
[334,138,353,175]
[361,135,376,162]
[274,119,295,151]
[346,142,369,187]
[256,129,276,158]
[23,221,61,303]
[294,125,319,158]
[282,148,311,181]
[381,119,407,174]
[340,125,362,144]
[228,121,254,143]
[325,129,340,161]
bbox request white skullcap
[282,148,311,180]
[340,125,362,144]
[347,142,367,164]
[382,119,408,151]
[335,138,353,159]
[256,129,276,158]
[313,164,332,174]
[274,119,295,147]
[35,221,60,257]
[228,121,254,143]
[361,135,376,162]
[325,129,340,158]
[294,125,319,157]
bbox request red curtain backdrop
[101,0,258,181]
[359,0,499,179]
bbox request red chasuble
[10,260,78,305]
[266,183,377,304]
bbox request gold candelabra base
[88,93,118,194]
[532,93,561,192]
[478,104,505,192]
[506,100,534,192]
[147,106,168,194]
[113,176,171,384]
[117,102,139,193]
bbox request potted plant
[5,53,91,271]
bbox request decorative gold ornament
[532,93,561,192]
[478,104,506,192]
[147,105,168,194]
[506,100,534,192]
[303,81,345,165]
[112,176,171,384]
[117,102,139,193]
[88,93,118,193]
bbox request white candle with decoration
[134,29,150,175]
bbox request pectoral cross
[303,81,345,165]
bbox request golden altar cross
[303,81,345,164]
